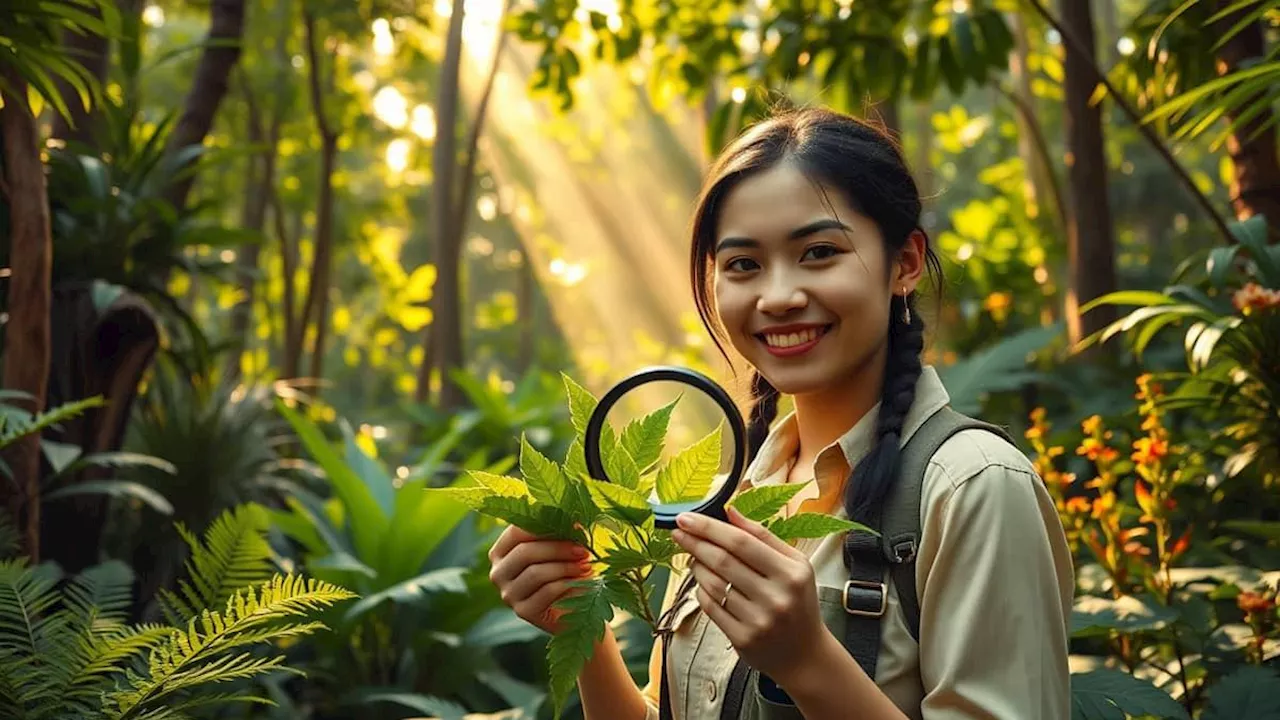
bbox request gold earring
[902,286,911,324]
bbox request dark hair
[689,106,942,527]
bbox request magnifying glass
[583,366,747,530]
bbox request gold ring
[720,581,733,608]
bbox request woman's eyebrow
[715,218,852,253]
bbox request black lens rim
[583,366,747,529]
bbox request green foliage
[0,504,352,720]
[0,0,119,122]
[157,503,274,625]
[431,373,870,716]
[1070,669,1189,720]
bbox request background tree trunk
[1060,0,1118,347]
[1212,0,1280,240]
[417,0,467,409]
[162,0,247,213]
[0,69,54,561]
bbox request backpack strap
[705,405,1015,718]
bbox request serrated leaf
[655,425,722,503]
[561,476,601,527]
[478,496,584,544]
[620,398,679,473]
[729,483,810,522]
[766,513,866,542]
[585,479,652,526]
[547,579,614,717]
[637,471,657,498]
[601,573,648,620]
[565,436,589,481]
[646,532,681,565]
[520,436,567,506]
[563,374,599,434]
[1069,669,1189,720]
[468,471,530,498]
[1202,665,1280,720]
[426,486,493,511]
[601,546,651,573]
[603,440,641,490]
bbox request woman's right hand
[488,524,594,634]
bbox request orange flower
[1065,496,1091,515]
[1233,282,1280,314]
[1082,415,1104,436]
[1238,591,1277,615]
[1132,436,1170,466]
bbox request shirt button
[707,680,718,701]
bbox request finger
[489,524,538,562]
[490,539,589,586]
[694,583,748,646]
[675,513,786,577]
[505,559,593,604]
[519,578,579,629]
[675,528,767,601]
[726,506,805,559]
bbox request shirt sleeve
[916,450,1075,720]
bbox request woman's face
[711,162,917,396]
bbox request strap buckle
[842,579,887,617]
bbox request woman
[487,107,1074,719]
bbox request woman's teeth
[764,327,824,348]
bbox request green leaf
[343,567,468,622]
[565,436,589,481]
[479,496,585,544]
[547,579,614,717]
[655,425,722,503]
[601,546,651,573]
[1070,594,1180,637]
[601,572,649,621]
[426,486,495,511]
[766,513,866,542]
[1069,669,1189,720]
[563,374,600,434]
[1202,665,1280,720]
[729,483,809,522]
[468,471,530,498]
[620,398,679,473]
[562,476,602,527]
[44,480,174,515]
[585,479,652,526]
[359,692,467,720]
[520,436,567,505]
[603,441,642,490]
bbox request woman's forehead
[715,165,867,243]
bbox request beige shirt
[639,366,1074,720]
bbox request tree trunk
[1213,1,1280,241]
[1060,0,1117,347]
[50,3,109,147]
[162,0,247,213]
[517,250,535,374]
[295,11,338,388]
[1010,12,1061,232]
[417,0,467,409]
[0,70,54,561]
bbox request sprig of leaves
[429,374,866,716]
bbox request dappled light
[1,0,1279,718]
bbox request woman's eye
[725,257,759,272]
[801,245,840,261]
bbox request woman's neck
[790,346,888,466]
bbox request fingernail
[574,547,589,559]
[676,513,692,528]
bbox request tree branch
[1023,0,1237,245]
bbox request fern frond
[0,396,105,451]
[0,559,76,711]
[157,504,273,625]
[106,574,353,718]
[64,561,134,629]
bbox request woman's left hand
[670,506,828,689]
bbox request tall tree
[162,0,247,213]
[1211,0,1280,238]
[0,68,53,560]
[1060,0,1118,346]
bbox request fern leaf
[69,623,171,694]
[64,561,134,629]
[0,559,76,711]
[0,514,19,559]
[0,396,105,451]
[158,504,273,624]
[106,574,353,717]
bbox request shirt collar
[737,365,952,507]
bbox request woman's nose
[755,274,808,315]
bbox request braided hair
[688,107,941,525]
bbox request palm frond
[105,574,354,718]
[157,504,273,625]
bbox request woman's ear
[891,230,927,293]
